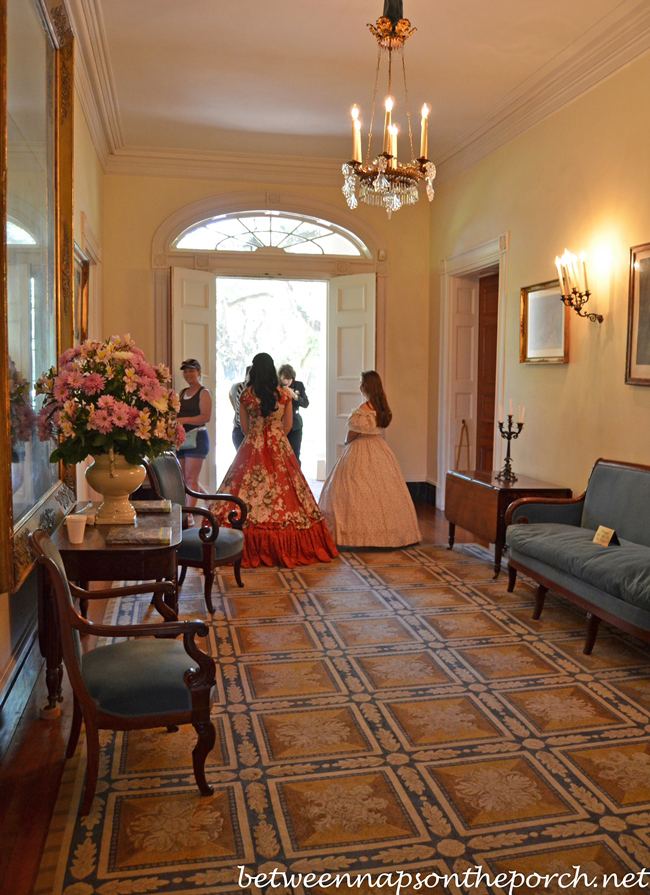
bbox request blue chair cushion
[178,527,244,563]
[507,522,650,611]
[81,639,195,717]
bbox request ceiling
[66,0,650,182]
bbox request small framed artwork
[520,280,569,364]
[625,242,650,385]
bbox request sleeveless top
[180,386,205,431]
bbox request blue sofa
[505,459,650,654]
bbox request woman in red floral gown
[209,353,338,568]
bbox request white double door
[171,268,375,491]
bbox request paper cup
[66,514,87,544]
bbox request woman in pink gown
[209,353,337,568]
[319,370,421,548]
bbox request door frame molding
[151,191,388,378]
[437,232,509,509]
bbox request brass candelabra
[496,415,524,483]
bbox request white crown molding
[105,147,343,186]
[65,0,123,158]
[435,1,650,183]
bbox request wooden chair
[30,529,217,816]
[144,453,247,612]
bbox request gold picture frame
[0,0,75,593]
[625,242,650,386]
[520,280,569,364]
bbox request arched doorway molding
[151,191,388,372]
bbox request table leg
[447,522,455,550]
[493,541,503,578]
[37,566,63,719]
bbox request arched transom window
[173,210,370,257]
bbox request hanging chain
[366,47,383,164]
[401,50,414,162]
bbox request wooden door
[171,267,217,491]
[449,277,478,471]
[475,273,499,472]
[326,274,375,474]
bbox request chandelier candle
[351,106,362,163]
[383,97,393,154]
[420,104,429,159]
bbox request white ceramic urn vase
[84,452,146,525]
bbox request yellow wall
[428,52,650,495]
[73,94,104,246]
[102,177,431,480]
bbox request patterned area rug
[35,545,650,895]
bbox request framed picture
[520,280,569,364]
[625,242,650,385]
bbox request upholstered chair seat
[145,453,247,612]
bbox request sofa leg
[507,564,517,593]
[532,584,547,619]
[584,613,601,654]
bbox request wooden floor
[0,504,480,895]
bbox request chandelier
[342,0,436,217]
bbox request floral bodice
[240,386,291,435]
[348,406,383,436]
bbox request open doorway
[214,277,327,487]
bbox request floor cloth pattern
[34,544,650,895]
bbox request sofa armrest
[506,493,585,527]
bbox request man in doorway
[278,363,309,467]
[229,365,251,450]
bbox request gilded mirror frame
[0,0,75,593]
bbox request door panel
[475,273,499,472]
[171,267,217,491]
[327,274,375,473]
[450,278,478,470]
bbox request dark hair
[361,370,392,429]
[181,358,201,372]
[248,353,280,418]
[278,363,296,381]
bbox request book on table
[134,500,172,514]
[106,525,172,545]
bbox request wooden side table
[37,501,183,718]
[445,470,572,577]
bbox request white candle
[562,251,574,292]
[579,250,589,292]
[389,124,398,162]
[383,97,393,155]
[521,406,526,424]
[555,256,565,295]
[420,104,429,159]
[351,106,360,162]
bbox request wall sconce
[554,250,603,323]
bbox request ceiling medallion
[342,0,436,218]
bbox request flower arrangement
[9,358,36,460]
[36,334,185,466]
